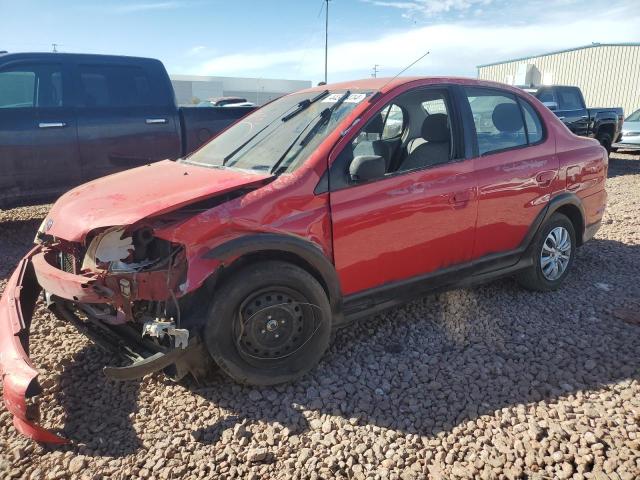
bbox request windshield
[184,90,373,173]
[626,109,640,122]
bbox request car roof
[299,76,529,96]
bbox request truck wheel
[516,213,576,292]
[597,132,612,154]
[204,260,332,385]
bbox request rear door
[554,87,589,136]
[463,87,558,260]
[73,60,180,182]
[0,59,80,206]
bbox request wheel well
[596,123,615,139]
[554,204,584,246]
[216,250,333,303]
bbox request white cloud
[362,0,494,18]
[194,5,640,83]
[115,2,183,13]
[187,45,207,56]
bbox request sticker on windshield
[344,93,366,103]
[322,93,345,103]
[322,93,367,104]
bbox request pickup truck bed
[522,85,623,152]
[0,52,255,208]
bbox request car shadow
[608,153,640,178]
[182,238,639,443]
[27,239,640,458]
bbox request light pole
[324,0,330,84]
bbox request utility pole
[324,0,330,84]
[51,43,59,53]
[372,64,380,78]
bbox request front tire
[204,260,332,385]
[517,213,576,292]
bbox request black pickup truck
[0,52,255,208]
[522,85,623,153]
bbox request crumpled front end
[0,224,213,443]
[0,247,67,444]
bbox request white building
[170,74,312,106]
[477,43,640,116]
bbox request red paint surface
[0,249,68,444]
[46,160,271,242]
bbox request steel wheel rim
[235,288,311,361]
[540,226,571,281]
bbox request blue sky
[1,0,639,83]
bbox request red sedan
[0,77,608,443]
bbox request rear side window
[465,88,546,155]
[0,64,63,108]
[557,88,583,110]
[78,64,155,107]
[466,88,527,155]
[520,100,543,144]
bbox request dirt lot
[1,153,639,480]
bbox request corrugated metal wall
[478,45,640,117]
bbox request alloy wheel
[540,226,572,281]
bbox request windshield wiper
[281,90,329,122]
[298,90,350,148]
[271,90,351,175]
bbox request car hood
[45,160,271,242]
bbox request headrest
[364,113,384,134]
[492,103,523,133]
[422,113,449,142]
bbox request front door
[329,86,478,296]
[0,60,80,206]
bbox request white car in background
[613,109,640,152]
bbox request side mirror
[349,155,386,182]
[542,101,559,111]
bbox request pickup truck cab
[0,77,608,444]
[0,52,254,208]
[523,85,623,152]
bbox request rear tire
[597,132,612,154]
[204,260,332,386]
[516,213,576,292]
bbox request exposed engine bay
[35,223,210,382]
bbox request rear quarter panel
[555,123,608,228]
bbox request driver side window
[328,87,460,191]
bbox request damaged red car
[0,77,608,443]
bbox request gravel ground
[1,153,639,480]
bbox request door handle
[39,122,66,128]
[145,118,167,125]
[536,170,556,187]
[448,190,472,206]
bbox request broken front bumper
[0,247,67,444]
[0,246,201,444]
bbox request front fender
[203,233,344,324]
